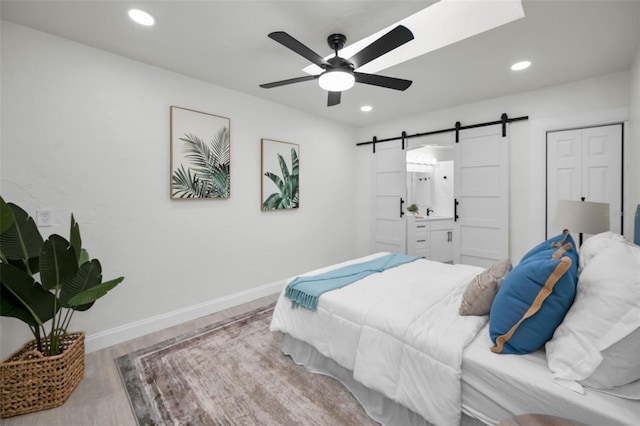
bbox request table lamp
[554,200,610,246]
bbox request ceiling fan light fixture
[318,70,355,92]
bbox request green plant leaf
[277,154,290,181]
[291,148,299,177]
[70,214,82,265]
[209,163,230,197]
[59,259,102,310]
[78,248,90,266]
[0,202,43,262]
[262,193,283,210]
[264,172,285,193]
[0,263,58,325]
[290,149,299,208]
[39,234,78,291]
[172,164,210,198]
[68,276,124,307]
[0,196,15,234]
[181,133,213,169]
[0,285,40,327]
[210,127,230,167]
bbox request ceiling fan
[260,25,414,107]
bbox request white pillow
[581,327,640,390]
[578,231,625,274]
[546,239,640,387]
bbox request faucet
[426,208,434,216]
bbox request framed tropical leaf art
[170,106,230,199]
[261,139,299,211]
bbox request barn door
[454,124,509,267]
[546,124,622,238]
[373,141,407,253]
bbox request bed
[270,233,640,426]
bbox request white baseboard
[84,280,286,354]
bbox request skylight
[303,0,525,76]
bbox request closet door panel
[547,130,582,237]
[555,168,579,201]
[582,125,622,233]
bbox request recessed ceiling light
[128,9,155,26]
[360,105,373,112]
[511,60,531,71]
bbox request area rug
[116,304,378,425]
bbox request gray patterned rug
[116,304,378,425]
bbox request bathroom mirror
[406,143,454,217]
[407,171,433,213]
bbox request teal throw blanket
[285,253,419,311]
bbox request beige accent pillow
[486,259,513,284]
[459,259,512,316]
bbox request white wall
[432,161,454,217]
[0,22,357,357]
[355,71,632,261]
[629,24,640,243]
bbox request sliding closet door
[454,124,509,267]
[546,124,622,237]
[373,141,407,253]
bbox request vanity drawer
[415,233,430,248]
[414,222,429,232]
[415,228,429,240]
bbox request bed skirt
[281,333,485,426]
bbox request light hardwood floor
[2,293,280,426]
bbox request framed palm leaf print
[261,139,299,211]
[170,106,230,199]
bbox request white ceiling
[2,1,639,128]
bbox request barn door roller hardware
[358,113,528,150]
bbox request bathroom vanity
[406,215,454,263]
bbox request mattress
[461,324,640,425]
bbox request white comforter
[270,253,488,426]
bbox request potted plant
[0,196,124,417]
[407,204,419,215]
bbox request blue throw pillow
[520,230,577,264]
[489,244,578,355]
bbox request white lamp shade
[318,70,355,92]
[554,200,610,235]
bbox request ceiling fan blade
[354,72,412,91]
[327,91,341,107]
[260,75,318,89]
[347,25,414,70]
[268,31,332,69]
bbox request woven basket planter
[0,332,85,418]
